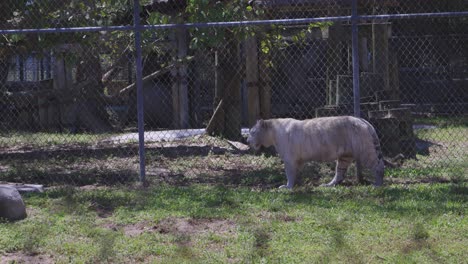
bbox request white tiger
[247,116,384,189]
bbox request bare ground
[101,217,237,239]
[0,253,55,264]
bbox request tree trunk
[53,53,73,131]
[259,50,272,119]
[171,26,190,129]
[245,36,260,127]
[223,38,242,140]
[54,51,112,133]
[77,54,112,133]
[207,33,242,140]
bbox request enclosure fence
[0,0,467,187]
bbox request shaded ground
[0,126,466,188]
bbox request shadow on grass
[286,183,467,217]
[154,167,287,189]
[415,138,440,156]
[0,144,234,162]
[0,144,240,186]
[4,139,466,220]
[24,180,467,222]
[316,218,364,264]
[0,166,139,186]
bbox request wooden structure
[0,45,114,133]
[251,0,423,158]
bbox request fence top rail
[0,16,351,35]
[0,11,467,35]
[359,11,468,21]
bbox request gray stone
[0,186,27,221]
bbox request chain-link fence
[0,0,466,188]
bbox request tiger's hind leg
[322,156,353,187]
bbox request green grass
[385,119,467,183]
[0,117,467,262]
[414,116,468,128]
[0,132,113,148]
[0,183,466,263]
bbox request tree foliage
[0,0,333,68]
[1,0,134,59]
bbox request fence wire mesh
[0,0,466,188]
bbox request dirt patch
[0,252,54,264]
[258,211,301,223]
[155,218,237,236]
[102,221,155,237]
[102,218,237,238]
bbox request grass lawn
[0,117,467,263]
[0,183,466,263]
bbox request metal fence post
[351,0,363,183]
[351,0,360,118]
[133,0,146,185]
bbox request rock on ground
[0,186,27,221]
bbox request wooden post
[171,26,190,129]
[372,23,390,90]
[53,53,73,131]
[53,54,73,91]
[207,32,242,140]
[359,37,369,72]
[259,51,272,119]
[326,23,345,107]
[245,36,260,126]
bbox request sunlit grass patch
[2,183,466,263]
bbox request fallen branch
[102,46,131,86]
[118,56,194,96]
[205,99,225,135]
